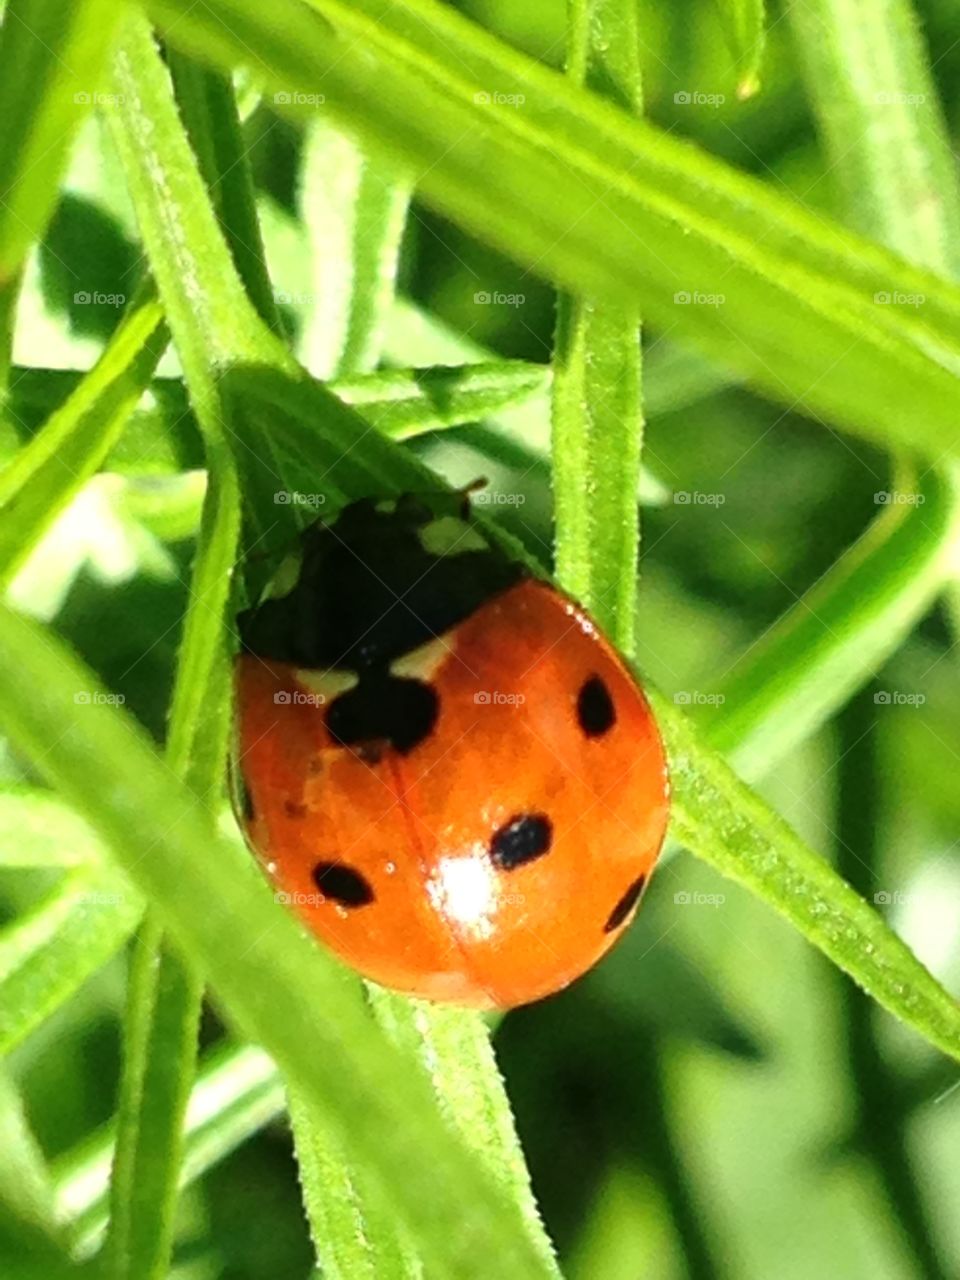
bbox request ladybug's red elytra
[233,493,669,1009]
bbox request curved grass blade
[0,287,166,585]
[55,1042,284,1257]
[298,120,411,377]
[552,0,644,653]
[709,463,960,779]
[106,16,557,1276]
[654,687,960,1064]
[167,52,282,333]
[0,1069,63,1247]
[0,0,124,282]
[0,867,141,1057]
[144,0,960,463]
[0,603,559,1280]
[0,787,105,868]
[716,0,767,99]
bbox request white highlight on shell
[427,852,497,938]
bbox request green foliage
[0,0,958,1278]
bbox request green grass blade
[108,16,279,378]
[334,361,550,436]
[552,0,643,653]
[653,688,960,1063]
[716,0,767,98]
[0,0,124,281]
[55,1042,284,1256]
[0,867,141,1057]
[144,0,960,463]
[0,787,105,868]
[105,924,203,1280]
[0,1069,63,1246]
[0,287,166,585]
[369,992,559,1276]
[167,51,282,332]
[3,360,548,475]
[787,0,960,275]
[298,121,411,376]
[710,464,960,778]
[0,604,559,1280]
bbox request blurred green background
[2,0,960,1277]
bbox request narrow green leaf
[0,604,559,1280]
[654,687,960,1065]
[0,286,167,585]
[55,1042,284,1256]
[3,360,549,474]
[145,0,960,463]
[787,0,960,275]
[335,361,550,437]
[715,0,767,99]
[298,120,411,376]
[105,923,203,1280]
[0,1069,62,1245]
[166,51,283,332]
[553,0,643,653]
[0,787,104,868]
[710,464,960,779]
[369,992,559,1277]
[0,867,141,1057]
[107,15,280,380]
[0,0,125,281]
[102,24,258,1280]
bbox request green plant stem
[166,51,283,333]
[55,1043,284,1257]
[0,284,167,586]
[552,0,644,654]
[145,0,960,464]
[835,690,949,1280]
[0,0,124,281]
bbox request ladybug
[233,493,669,1008]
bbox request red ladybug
[233,494,669,1008]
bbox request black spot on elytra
[577,674,616,737]
[312,861,374,908]
[284,799,307,820]
[604,875,646,933]
[237,496,522,671]
[490,813,553,870]
[327,673,438,755]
